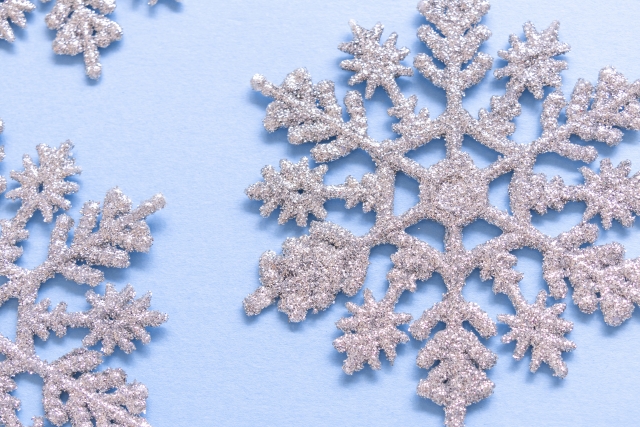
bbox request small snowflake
[245,1,640,426]
[0,128,165,424]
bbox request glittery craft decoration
[42,0,182,79]
[0,0,180,79]
[245,0,640,425]
[0,125,166,425]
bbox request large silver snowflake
[244,1,640,426]
[0,121,166,426]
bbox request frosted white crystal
[245,1,640,426]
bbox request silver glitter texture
[0,0,180,79]
[0,0,35,42]
[245,0,640,426]
[0,132,165,425]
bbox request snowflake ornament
[0,0,180,79]
[0,127,166,425]
[245,0,640,426]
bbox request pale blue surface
[1,0,640,426]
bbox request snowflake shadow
[130,0,184,14]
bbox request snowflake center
[421,154,488,227]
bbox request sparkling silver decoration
[245,0,640,426]
[0,0,180,79]
[41,0,182,79]
[0,128,165,425]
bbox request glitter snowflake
[0,0,180,79]
[0,122,166,426]
[245,1,640,426]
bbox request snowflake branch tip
[495,21,569,98]
[334,289,411,374]
[7,141,80,222]
[498,291,575,378]
[339,20,412,99]
[417,0,490,38]
[79,283,168,355]
[246,157,328,227]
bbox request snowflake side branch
[0,0,35,42]
[244,221,372,322]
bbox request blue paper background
[1,0,640,425]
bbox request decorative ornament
[0,0,181,79]
[245,1,640,426]
[0,121,166,426]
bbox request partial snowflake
[0,128,165,425]
[0,0,180,79]
[244,0,640,426]
[41,0,182,79]
[0,0,35,42]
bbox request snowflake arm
[410,294,497,427]
[246,157,395,226]
[44,2,122,80]
[0,0,35,42]
[38,0,180,78]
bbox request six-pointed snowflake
[245,0,640,426]
[0,121,166,426]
